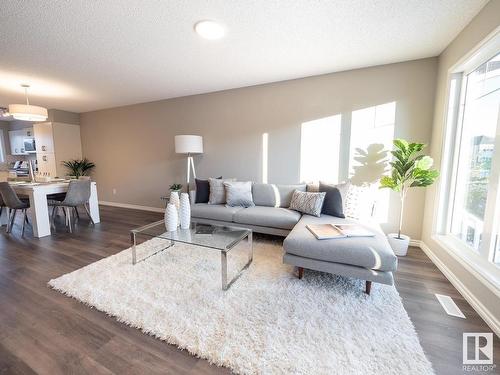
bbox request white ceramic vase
[165,203,178,232]
[387,233,410,256]
[169,191,180,225]
[179,192,191,230]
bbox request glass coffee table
[130,220,253,290]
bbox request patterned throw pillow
[288,190,326,217]
[339,181,374,220]
[224,181,255,207]
[208,178,235,205]
[320,180,375,220]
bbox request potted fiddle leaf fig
[380,139,439,256]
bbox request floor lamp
[175,135,204,189]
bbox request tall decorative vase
[169,191,180,225]
[165,203,178,232]
[179,193,191,229]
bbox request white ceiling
[0,0,488,113]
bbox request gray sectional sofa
[191,183,397,294]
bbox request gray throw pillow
[289,190,326,217]
[319,182,345,218]
[208,178,235,205]
[224,181,255,208]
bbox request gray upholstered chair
[0,193,5,226]
[0,182,31,235]
[49,180,94,233]
[48,176,91,205]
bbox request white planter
[179,193,191,230]
[165,203,178,232]
[387,233,410,256]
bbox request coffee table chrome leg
[131,231,137,265]
[221,251,228,290]
[220,231,253,291]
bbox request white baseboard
[409,239,421,247]
[418,241,500,337]
[99,201,164,213]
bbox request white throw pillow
[224,181,255,207]
[208,178,235,205]
[322,180,374,220]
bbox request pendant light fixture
[9,84,48,121]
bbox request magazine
[306,223,375,240]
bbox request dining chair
[0,194,5,226]
[0,182,31,235]
[50,180,94,233]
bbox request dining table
[0,180,100,238]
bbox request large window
[300,115,342,183]
[299,103,396,223]
[444,51,500,267]
[349,102,395,222]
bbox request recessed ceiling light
[194,20,225,40]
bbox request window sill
[432,234,500,294]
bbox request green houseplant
[62,158,96,179]
[169,183,183,192]
[380,139,439,255]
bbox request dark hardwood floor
[0,205,498,374]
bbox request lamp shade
[9,104,48,121]
[175,135,203,154]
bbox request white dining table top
[8,180,95,191]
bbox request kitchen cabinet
[37,152,58,177]
[8,127,33,155]
[34,122,82,178]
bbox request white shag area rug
[49,235,434,375]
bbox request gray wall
[80,57,438,239]
[422,0,500,330]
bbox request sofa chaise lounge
[191,183,397,294]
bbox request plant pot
[387,233,410,256]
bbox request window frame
[434,27,500,287]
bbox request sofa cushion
[233,206,301,230]
[191,203,243,222]
[283,214,397,272]
[251,183,307,208]
[252,183,277,207]
[277,184,306,208]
